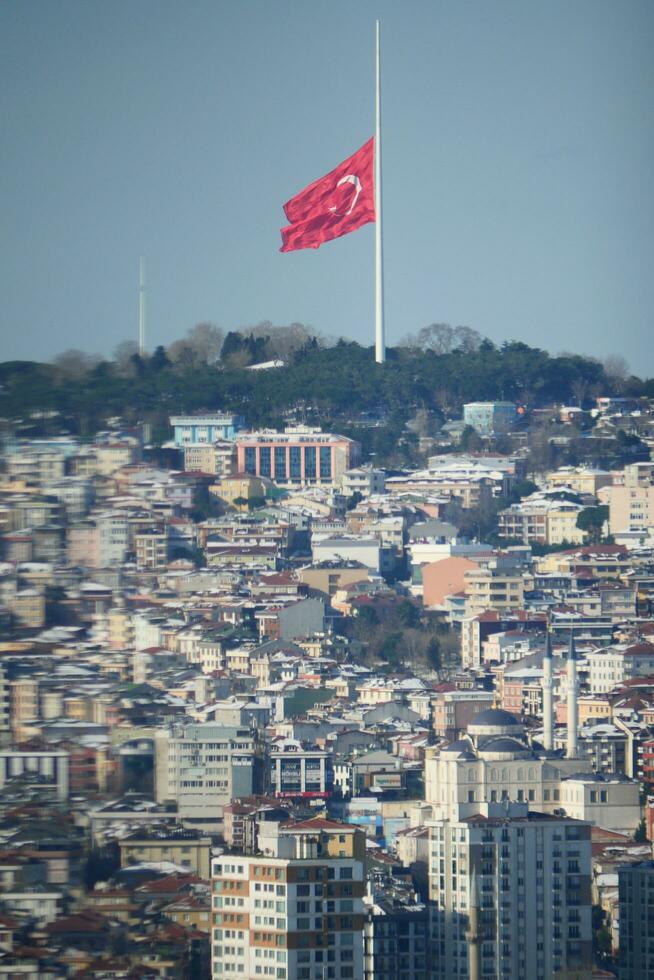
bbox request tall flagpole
[138,256,146,356]
[375,20,385,364]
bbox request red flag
[280,138,375,252]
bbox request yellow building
[119,831,212,879]
[547,467,613,496]
[463,568,525,618]
[210,475,267,510]
[577,694,611,726]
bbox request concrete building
[421,556,480,608]
[431,690,495,740]
[154,723,260,828]
[118,827,212,878]
[211,816,365,980]
[135,528,169,570]
[460,611,546,670]
[463,401,517,435]
[298,562,370,598]
[170,413,242,445]
[363,884,429,980]
[182,440,236,477]
[312,537,392,576]
[269,738,330,800]
[607,464,654,535]
[586,641,654,693]
[0,666,9,744]
[237,426,360,488]
[498,494,586,546]
[618,860,654,979]
[429,804,593,980]
[0,748,69,799]
[463,566,525,618]
[340,467,386,498]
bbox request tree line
[0,323,650,456]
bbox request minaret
[542,628,554,751]
[566,630,579,759]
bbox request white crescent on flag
[329,174,362,215]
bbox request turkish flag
[280,138,375,252]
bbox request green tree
[576,505,609,544]
[634,817,648,842]
[459,424,483,452]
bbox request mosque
[421,634,640,835]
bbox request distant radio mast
[138,256,146,356]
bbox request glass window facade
[259,446,271,478]
[319,446,332,479]
[244,447,256,475]
[274,447,287,481]
[289,446,301,480]
[304,446,316,479]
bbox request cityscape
[2,343,654,978]
[3,2,654,978]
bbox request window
[319,446,332,479]
[339,868,353,880]
[304,446,316,479]
[274,446,287,481]
[289,446,301,479]
[259,447,271,477]
[244,447,256,475]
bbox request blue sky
[2,0,653,372]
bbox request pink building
[422,556,479,607]
[236,427,359,488]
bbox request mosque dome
[468,708,524,738]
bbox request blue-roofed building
[169,412,243,446]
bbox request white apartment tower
[211,817,365,980]
[429,804,593,980]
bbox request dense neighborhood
[1,388,654,978]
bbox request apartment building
[170,413,242,445]
[0,748,69,799]
[211,816,365,980]
[608,481,654,535]
[269,738,331,800]
[586,642,654,693]
[119,827,212,878]
[154,723,261,828]
[618,860,654,979]
[429,804,593,980]
[135,527,169,570]
[183,440,236,477]
[463,401,516,435]
[460,611,546,670]
[498,495,585,546]
[463,567,525,619]
[340,467,386,498]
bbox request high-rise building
[211,816,366,980]
[363,876,429,980]
[154,723,262,829]
[618,860,654,979]
[429,803,593,980]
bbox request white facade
[211,824,364,980]
[559,774,641,835]
[586,643,654,693]
[429,804,592,980]
[154,723,258,826]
